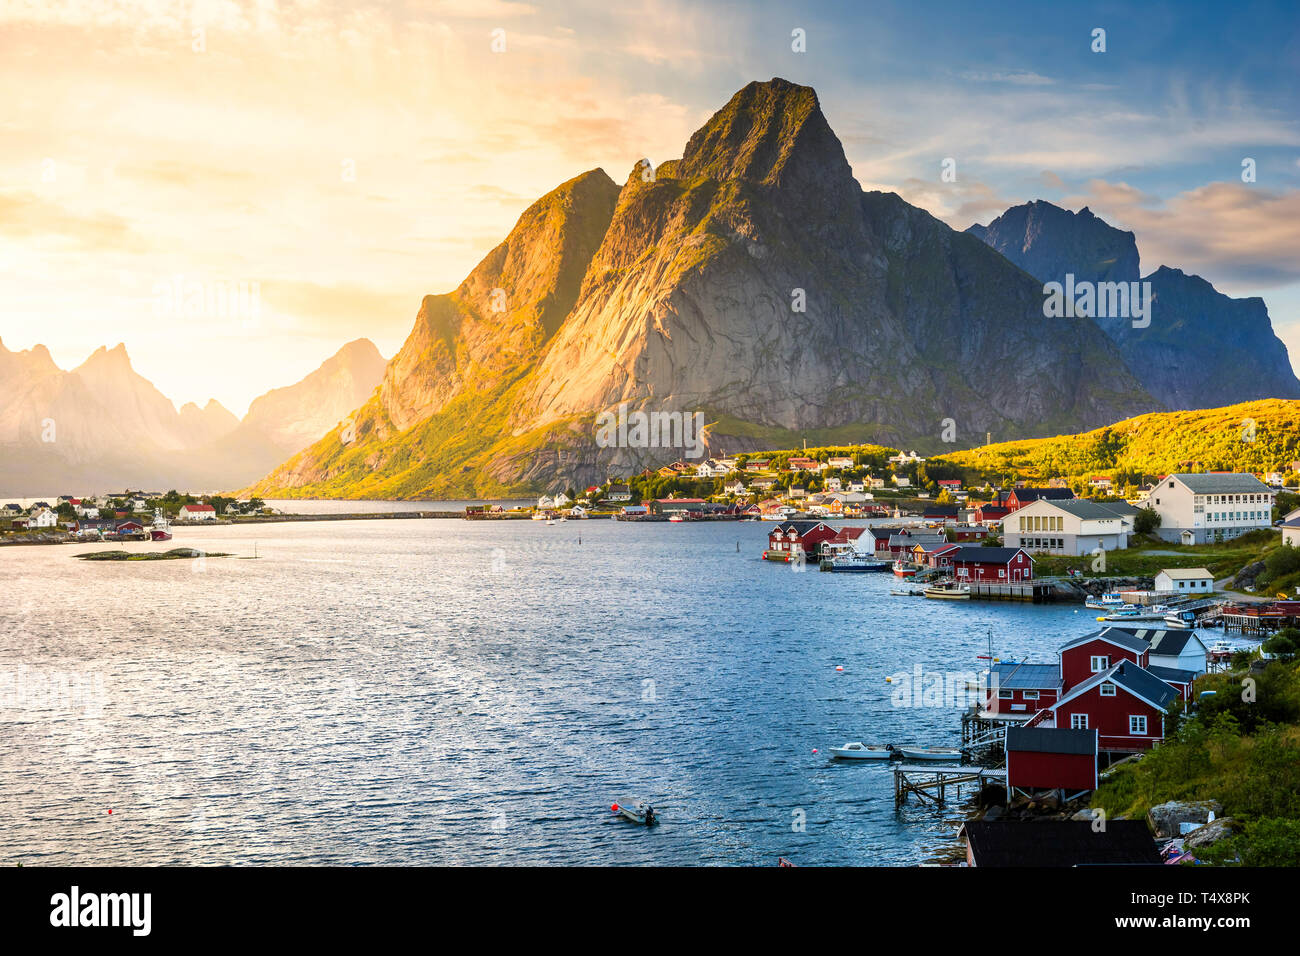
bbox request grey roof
[1060,627,1151,654]
[1013,487,1076,502]
[1147,630,1205,656]
[1041,499,1133,521]
[1107,661,1182,709]
[1146,664,1198,685]
[1097,501,1140,516]
[962,821,1160,866]
[946,546,1032,563]
[889,532,946,547]
[1006,726,1097,755]
[1171,473,1273,495]
[771,520,828,534]
[991,662,1060,690]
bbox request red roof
[183,503,216,512]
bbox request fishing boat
[892,560,919,578]
[149,508,172,542]
[821,553,891,572]
[829,742,893,760]
[895,745,962,762]
[611,801,659,825]
[923,582,970,600]
[889,587,926,596]
[1084,591,1125,610]
[1165,608,1198,628]
[668,514,685,523]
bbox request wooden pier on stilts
[893,765,1006,808]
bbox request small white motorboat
[611,801,659,825]
[829,742,893,760]
[896,745,962,762]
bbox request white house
[892,475,912,488]
[179,503,217,520]
[1153,567,1214,595]
[1148,630,1210,675]
[1145,473,1275,544]
[28,507,59,528]
[723,479,747,496]
[1283,520,1300,548]
[848,480,865,493]
[604,484,632,502]
[695,459,728,478]
[888,450,925,465]
[824,477,843,492]
[1001,499,1131,556]
[826,456,854,469]
[868,476,886,489]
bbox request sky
[2,0,1298,416]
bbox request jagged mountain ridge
[967,200,1300,409]
[249,78,1157,499]
[0,337,386,495]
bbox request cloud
[257,279,421,338]
[1063,179,1300,288]
[0,191,147,250]
[959,70,1055,86]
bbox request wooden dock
[893,764,1006,808]
[968,581,1058,603]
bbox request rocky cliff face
[249,79,1156,499]
[240,338,386,454]
[968,201,1300,408]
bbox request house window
[1070,713,1088,729]
[1090,655,1109,672]
[1100,682,1116,696]
[1129,715,1148,735]
[998,690,1013,699]
[1024,690,1039,700]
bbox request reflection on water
[0,519,1088,865]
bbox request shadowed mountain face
[248,78,1156,499]
[0,338,385,495]
[968,201,1300,409]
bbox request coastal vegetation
[1092,655,1300,865]
[76,548,230,561]
[931,399,1300,493]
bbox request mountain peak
[676,78,852,195]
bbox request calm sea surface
[0,517,1093,866]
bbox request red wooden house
[1004,487,1076,512]
[1058,628,1149,690]
[1051,660,1179,751]
[764,520,837,561]
[941,546,1033,582]
[1005,726,1099,794]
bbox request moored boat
[1084,591,1125,610]
[895,745,962,762]
[892,560,919,578]
[150,508,172,542]
[829,742,892,760]
[923,582,970,600]
[821,554,891,572]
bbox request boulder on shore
[1148,800,1222,838]
[1184,817,1239,849]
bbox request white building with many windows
[1001,498,1132,556]
[1145,473,1275,545]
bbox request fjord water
[0,518,1085,866]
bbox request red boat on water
[150,508,173,542]
[892,560,918,578]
